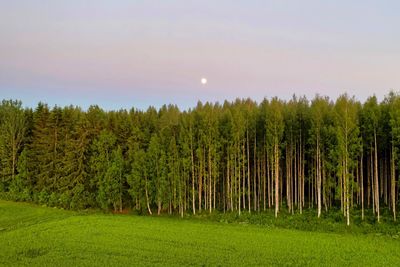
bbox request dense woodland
[1,92,400,225]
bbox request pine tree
[9,148,31,200]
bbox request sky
[1,1,400,110]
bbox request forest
[1,92,400,226]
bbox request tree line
[1,92,400,225]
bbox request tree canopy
[1,92,400,225]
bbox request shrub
[38,190,49,205]
[48,192,59,207]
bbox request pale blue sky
[1,1,399,110]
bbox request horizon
[3,90,398,112]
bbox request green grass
[1,200,400,266]
[196,207,400,237]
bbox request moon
[201,78,207,85]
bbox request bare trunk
[227,150,230,211]
[371,151,375,213]
[157,201,161,215]
[286,147,290,212]
[374,131,380,222]
[267,149,271,209]
[263,149,267,211]
[191,135,195,215]
[119,169,123,213]
[247,129,251,213]
[361,153,364,220]
[317,136,322,218]
[209,147,212,213]
[145,176,152,215]
[346,159,350,226]
[294,144,297,209]
[392,143,396,221]
[12,141,16,181]
[299,136,303,214]
[242,143,246,211]
[275,142,279,218]
[238,143,241,216]
[253,135,257,211]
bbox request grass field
[1,200,400,266]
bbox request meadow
[1,200,400,266]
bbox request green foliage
[38,190,50,205]
[90,130,118,210]
[0,100,26,190]
[265,97,285,148]
[104,146,124,211]
[1,92,400,227]
[9,148,31,199]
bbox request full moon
[201,78,207,85]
